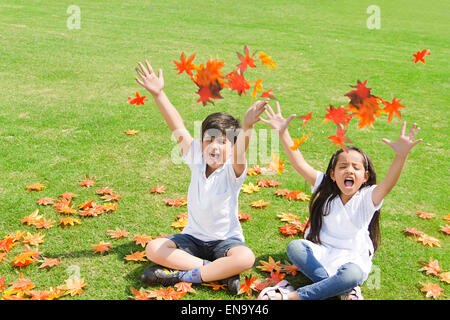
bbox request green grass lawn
[0,0,448,300]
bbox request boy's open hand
[382,122,422,157]
[135,60,164,96]
[243,99,269,129]
[258,101,296,133]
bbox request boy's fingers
[412,139,423,146]
[275,101,281,115]
[258,117,270,124]
[264,109,272,119]
[158,68,163,79]
[135,68,145,79]
[400,121,407,136]
[381,138,391,145]
[267,105,276,117]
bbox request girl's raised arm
[372,122,422,206]
[259,102,317,186]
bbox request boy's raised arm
[259,102,317,186]
[232,100,268,178]
[372,122,422,206]
[135,60,192,155]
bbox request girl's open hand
[243,99,269,129]
[382,122,422,156]
[135,60,164,96]
[258,101,296,133]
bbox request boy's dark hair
[306,146,381,252]
[201,112,242,144]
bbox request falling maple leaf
[411,49,430,64]
[419,282,444,299]
[250,199,270,209]
[260,88,276,100]
[258,51,278,71]
[420,257,443,276]
[417,211,435,219]
[298,112,312,126]
[124,250,147,262]
[236,45,257,72]
[257,256,282,273]
[195,83,223,106]
[128,91,148,105]
[79,175,96,188]
[269,151,284,175]
[323,105,352,127]
[382,97,405,124]
[289,132,311,151]
[91,241,112,254]
[64,276,87,296]
[238,275,258,297]
[150,185,167,194]
[250,78,264,103]
[173,52,197,77]
[225,69,251,96]
[25,183,46,191]
[328,128,352,152]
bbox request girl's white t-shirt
[181,140,247,242]
[303,171,383,281]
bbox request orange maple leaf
[39,257,63,269]
[96,187,113,195]
[133,234,153,247]
[125,129,139,135]
[202,282,227,291]
[420,257,443,276]
[403,227,423,237]
[298,112,312,126]
[260,88,276,100]
[416,211,435,219]
[150,185,167,194]
[25,182,46,191]
[250,78,264,103]
[257,256,282,273]
[107,228,129,239]
[289,132,310,151]
[381,97,405,124]
[64,276,87,296]
[417,234,441,247]
[91,241,112,254]
[250,199,270,209]
[281,261,300,276]
[37,197,55,206]
[225,69,251,96]
[173,52,197,77]
[258,51,278,71]
[269,151,284,175]
[174,282,196,293]
[10,273,35,292]
[279,224,300,236]
[419,282,444,299]
[128,91,148,105]
[125,250,147,262]
[238,275,258,297]
[79,175,96,188]
[323,105,352,127]
[129,286,152,300]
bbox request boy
[134,60,267,293]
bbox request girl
[257,102,422,300]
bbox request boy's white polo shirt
[181,140,247,242]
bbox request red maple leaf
[328,128,352,152]
[345,80,371,103]
[128,91,148,105]
[323,105,352,127]
[195,84,223,106]
[225,69,250,96]
[298,112,312,126]
[236,45,257,72]
[411,49,430,64]
[173,52,197,77]
[260,88,276,99]
[238,275,258,297]
[382,97,406,124]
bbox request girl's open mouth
[344,178,354,188]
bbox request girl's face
[330,150,369,204]
[201,132,233,171]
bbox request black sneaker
[141,265,183,286]
[221,274,240,295]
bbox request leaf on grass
[107,228,129,239]
[238,210,251,221]
[133,234,153,247]
[250,199,270,209]
[91,241,112,254]
[269,151,284,175]
[241,182,260,194]
[416,211,435,219]
[202,282,227,291]
[79,175,96,188]
[125,129,139,135]
[256,256,282,273]
[238,275,258,297]
[25,183,46,191]
[279,224,300,236]
[419,282,444,299]
[129,286,152,300]
[125,250,147,262]
[440,225,450,235]
[22,232,45,246]
[64,276,87,296]
[39,257,63,269]
[37,198,55,206]
[417,234,441,247]
[150,185,167,194]
[175,282,196,293]
[419,257,443,276]
[403,227,423,237]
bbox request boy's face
[201,130,233,171]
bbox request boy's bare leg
[200,246,255,282]
[145,238,204,270]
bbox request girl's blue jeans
[286,239,365,300]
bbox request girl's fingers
[267,105,276,117]
[135,77,144,87]
[135,67,145,79]
[138,62,149,77]
[275,101,281,115]
[264,109,272,119]
[258,116,270,125]
[412,139,423,146]
[145,60,154,74]
[406,123,417,138]
[381,138,392,146]
[412,126,420,139]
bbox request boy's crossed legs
[142,234,255,294]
